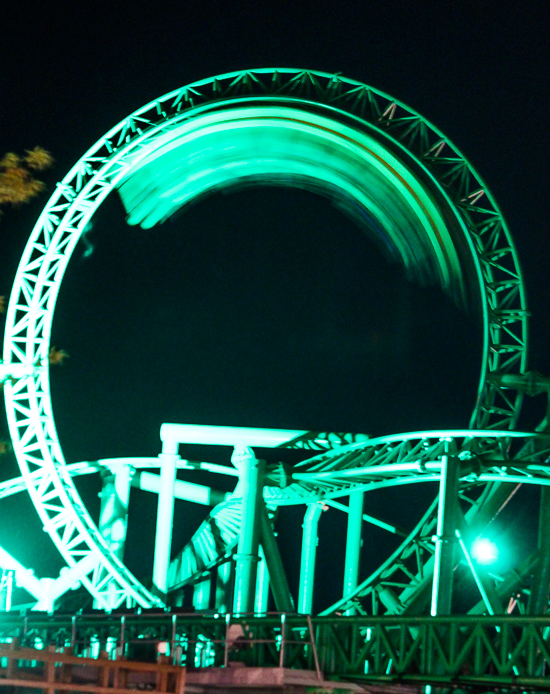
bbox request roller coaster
[1,69,550,691]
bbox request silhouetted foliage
[0,147,53,210]
[48,347,69,365]
[0,438,12,457]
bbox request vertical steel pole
[193,576,211,611]
[224,613,231,668]
[259,502,295,613]
[255,546,269,614]
[431,445,460,616]
[232,446,264,615]
[171,614,177,665]
[215,561,233,613]
[343,491,363,615]
[118,616,125,659]
[298,503,324,614]
[97,464,132,609]
[98,465,131,560]
[306,614,322,680]
[153,439,179,595]
[279,613,286,668]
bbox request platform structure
[0,639,185,694]
[1,69,550,692]
[2,611,550,691]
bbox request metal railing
[3,612,550,689]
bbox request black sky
[0,2,549,609]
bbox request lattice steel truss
[0,69,530,611]
[3,612,550,691]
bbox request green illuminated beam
[318,498,440,616]
[343,492,364,615]
[161,422,309,448]
[98,466,131,571]
[193,577,211,611]
[0,457,236,501]
[133,471,228,506]
[152,440,178,595]
[255,546,269,614]
[324,499,406,535]
[232,448,265,615]
[431,447,460,616]
[215,561,233,613]
[298,503,325,614]
[258,503,295,613]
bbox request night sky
[0,2,549,611]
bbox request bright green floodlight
[471,537,499,566]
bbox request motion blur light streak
[118,106,464,300]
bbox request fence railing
[0,641,185,694]
[2,612,550,689]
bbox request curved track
[0,69,531,611]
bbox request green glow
[118,106,463,297]
[471,537,499,566]
[160,422,308,448]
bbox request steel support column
[193,577,211,611]
[152,440,179,595]
[431,447,460,615]
[96,464,132,609]
[259,503,295,613]
[298,503,324,614]
[232,447,264,615]
[255,546,269,614]
[343,491,364,615]
[215,561,233,613]
[98,465,131,560]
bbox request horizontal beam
[133,471,228,506]
[0,458,239,501]
[161,423,309,448]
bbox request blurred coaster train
[1,68,549,619]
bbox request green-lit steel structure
[3,611,550,691]
[1,69,549,690]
